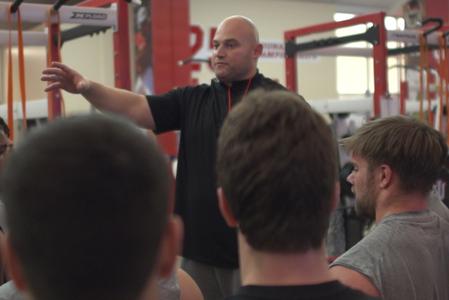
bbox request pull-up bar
[285,26,379,57]
[60,25,110,44]
[0,2,117,27]
[53,0,68,12]
[12,0,73,13]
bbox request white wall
[59,25,115,115]
[1,47,47,103]
[190,0,339,101]
[0,26,114,116]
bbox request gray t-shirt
[330,210,449,300]
[0,282,23,300]
[0,272,180,300]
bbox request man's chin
[355,202,375,220]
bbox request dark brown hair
[342,116,447,194]
[217,90,338,253]
[2,114,169,300]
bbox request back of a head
[2,114,169,300]
[342,116,447,194]
[217,90,338,253]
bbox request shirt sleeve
[147,88,186,133]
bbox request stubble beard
[354,176,377,220]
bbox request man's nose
[214,45,225,57]
[347,172,354,185]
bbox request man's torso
[331,210,449,300]
[148,73,285,268]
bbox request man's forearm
[81,81,155,129]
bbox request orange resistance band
[227,77,253,112]
[46,9,65,121]
[7,7,14,140]
[446,38,449,144]
[438,33,446,133]
[17,8,28,132]
[439,33,449,144]
[7,6,28,140]
[418,33,433,125]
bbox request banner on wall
[133,0,154,95]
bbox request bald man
[41,16,287,300]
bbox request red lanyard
[227,77,253,111]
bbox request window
[334,13,403,96]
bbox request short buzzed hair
[217,90,338,253]
[342,116,447,194]
[219,15,260,42]
[2,114,170,300]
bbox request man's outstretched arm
[41,62,155,129]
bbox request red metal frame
[113,0,131,90]
[48,21,64,118]
[284,12,388,117]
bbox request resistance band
[17,8,27,133]
[7,5,28,141]
[7,8,13,140]
[46,8,65,121]
[439,32,449,143]
[418,33,434,125]
[437,32,446,133]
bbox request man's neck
[221,70,258,86]
[238,234,334,286]
[375,191,428,223]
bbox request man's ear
[378,164,393,189]
[253,43,263,59]
[2,234,27,291]
[156,215,183,278]
[217,187,238,228]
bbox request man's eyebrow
[213,38,239,44]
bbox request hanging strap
[418,32,434,125]
[418,33,426,122]
[445,35,449,144]
[440,32,449,144]
[46,9,65,120]
[438,32,446,133]
[16,8,27,131]
[7,6,14,140]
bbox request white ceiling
[0,0,410,30]
[289,0,407,13]
[0,0,410,11]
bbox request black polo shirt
[147,72,285,268]
[226,281,379,300]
